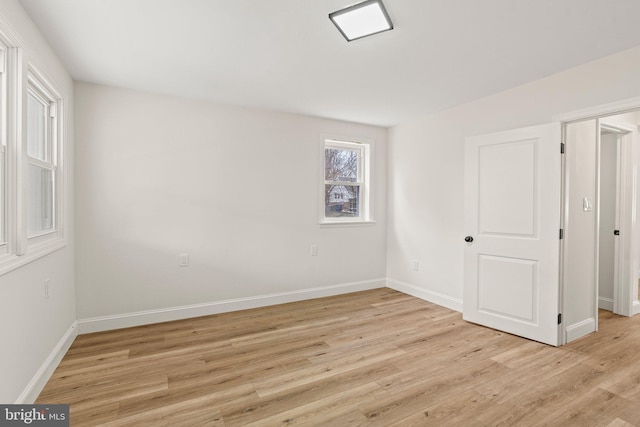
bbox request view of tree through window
[324,146,360,218]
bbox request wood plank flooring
[36,289,640,426]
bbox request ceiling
[17,0,640,127]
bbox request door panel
[464,123,561,346]
[479,139,537,237]
[478,255,536,322]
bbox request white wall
[563,119,597,334]
[0,0,75,403]
[387,44,640,311]
[74,82,387,326]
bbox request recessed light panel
[329,0,394,42]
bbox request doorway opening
[598,124,626,313]
[561,110,640,344]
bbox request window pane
[27,164,53,235]
[325,148,358,182]
[325,184,360,218]
[27,92,47,161]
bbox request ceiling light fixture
[329,0,394,42]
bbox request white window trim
[319,135,375,227]
[25,71,58,235]
[19,62,65,255]
[0,39,67,276]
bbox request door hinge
[558,313,562,325]
[559,229,564,239]
[560,142,565,154]
[614,229,620,236]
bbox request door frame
[554,97,640,344]
[599,123,633,316]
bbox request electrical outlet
[44,278,50,299]
[411,260,419,271]
[179,253,189,267]
[310,245,319,256]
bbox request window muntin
[322,139,371,223]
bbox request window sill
[319,220,377,228]
[0,238,66,277]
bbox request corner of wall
[386,278,462,313]
[15,322,78,404]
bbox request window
[0,41,65,272]
[26,78,56,237]
[21,67,64,253]
[0,32,66,275]
[321,138,373,224]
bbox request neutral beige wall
[563,119,598,329]
[0,0,75,403]
[387,44,640,309]
[74,82,387,320]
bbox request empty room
[3,0,640,425]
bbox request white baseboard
[386,278,463,312]
[565,317,596,343]
[634,300,640,315]
[16,321,78,404]
[78,279,386,334]
[598,297,614,311]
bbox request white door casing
[554,97,640,319]
[599,120,638,316]
[598,120,638,317]
[463,123,562,346]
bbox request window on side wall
[0,36,66,275]
[20,67,64,255]
[321,138,373,225]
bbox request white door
[463,123,562,346]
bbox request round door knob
[464,236,474,243]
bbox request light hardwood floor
[37,289,640,426]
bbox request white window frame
[0,36,66,276]
[18,63,65,256]
[25,73,57,236]
[320,137,374,226]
